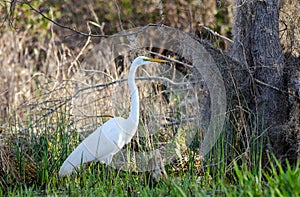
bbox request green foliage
[264,159,300,197]
[4,0,61,37]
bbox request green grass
[3,158,299,196]
[2,112,300,197]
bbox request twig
[18,0,163,38]
[199,24,233,43]
[145,50,193,68]
[114,0,124,32]
[28,75,191,128]
[163,116,197,127]
[254,78,300,99]
[87,3,105,35]
[75,75,191,92]
[21,0,108,38]
[9,0,171,40]
[68,23,92,75]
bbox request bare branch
[74,75,191,93]
[68,23,92,75]
[20,0,108,37]
[9,1,164,39]
[145,50,193,68]
[199,24,233,43]
[114,0,124,32]
[254,78,300,99]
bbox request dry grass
[0,25,77,121]
[0,0,234,122]
[280,0,300,56]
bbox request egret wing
[59,118,127,176]
[59,127,101,176]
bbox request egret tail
[59,140,96,176]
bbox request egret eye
[143,58,150,61]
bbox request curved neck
[127,64,140,127]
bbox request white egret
[59,56,167,176]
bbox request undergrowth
[1,111,300,196]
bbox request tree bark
[231,0,290,161]
[250,0,288,128]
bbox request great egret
[59,56,167,176]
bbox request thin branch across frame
[9,0,165,38]
[27,75,193,127]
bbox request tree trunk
[231,0,290,161]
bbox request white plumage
[59,56,167,176]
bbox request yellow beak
[148,58,168,63]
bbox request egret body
[59,56,167,176]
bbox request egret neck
[126,57,167,132]
[127,62,140,129]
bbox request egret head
[131,56,168,68]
